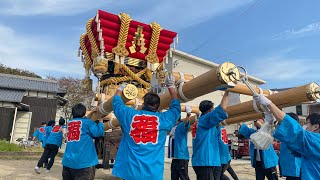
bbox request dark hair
[306,113,320,125]
[199,100,214,114]
[143,92,160,111]
[72,103,86,118]
[47,120,55,127]
[59,118,65,126]
[287,112,299,122]
[41,122,47,125]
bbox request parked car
[231,138,281,159]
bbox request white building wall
[282,106,296,114]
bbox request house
[0,73,67,143]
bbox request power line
[213,31,289,59]
[188,0,264,54]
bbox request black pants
[62,166,96,180]
[171,159,190,180]
[193,166,215,180]
[213,162,238,180]
[255,161,278,180]
[37,144,59,170]
[232,149,238,159]
[286,177,301,180]
[42,146,48,168]
[226,165,239,180]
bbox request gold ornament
[129,25,147,54]
[123,84,138,100]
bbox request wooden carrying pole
[171,71,275,96]
[90,84,138,121]
[158,62,239,110]
[186,83,320,126]
[226,83,319,118]
[103,62,241,130]
[227,84,274,96]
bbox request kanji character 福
[67,121,82,142]
[129,115,159,144]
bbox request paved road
[0,157,284,180]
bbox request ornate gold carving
[306,82,320,101]
[81,77,93,92]
[93,56,108,75]
[129,25,147,54]
[217,62,239,84]
[112,13,130,57]
[123,84,138,100]
[145,22,161,64]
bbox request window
[296,105,302,115]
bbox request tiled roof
[0,88,25,102]
[0,73,59,93]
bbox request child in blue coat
[168,105,192,180]
[35,119,65,173]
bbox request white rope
[178,81,192,102]
[252,88,264,113]
[175,72,184,86]
[99,101,108,115]
[221,120,228,126]
[134,98,139,109]
[108,113,116,129]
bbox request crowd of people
[31,75,320,180]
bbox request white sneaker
[34,166,41,174]
[45,169,51,173]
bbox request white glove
[253,94,271,107]
[264,112,275,124]
[117,83,128,91]
[165,74,175,88]
[185,105,192,114]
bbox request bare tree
[48,76,94,120]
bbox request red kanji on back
[192,121,198,139]
[52,125,61,133]
[129,115,159,144]
[221,128,228,144]
[39,127,45,133]
[67,121,82,142]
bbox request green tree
[0,64,41,78]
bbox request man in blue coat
[239,119,278,180]
[168,105,192,180]
[192,91,229,180]
[62,103,104,180]
[34,118,65,173]
[32,122,47,146]
[254,94,320,180]
[278,113,301,180]
[111,75,181,180]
